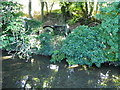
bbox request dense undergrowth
[0,1,120,67]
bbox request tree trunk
[41,1,44,22]
[80,3,86,14]
[49,2,54,14]
[85,1,88,19]
[28,0,33,18]
[92,0,98,16]
[87,0,90,15]
[89,2,94,17]
[61,5,66,24]
[45,2,48,15]
[96,2,99,14]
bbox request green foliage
[0,1,41,60]
[50,50,65,63]
[50,9,61,14]
[24,19,42,30]
[0,1,64,59]
[51,26,107,67]
[37,32,65,56]
[67,17,79,25]
[60,2,95,25]
[60,2,83,24]
[50,2,119,67]
[1,1,119,67]
[95,2,119,62]
[37,32,53,56]
[0,1,23,30]
[0,1,24,50]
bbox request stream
[2,52,120,88]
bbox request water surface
[2,53,120,88]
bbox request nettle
[51,2,119,67]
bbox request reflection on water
[47,64,59,72]
[2,53,120,88]
[97,70,120,88]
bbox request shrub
[0,1,24,51]
[50,2,119,67]
[0,1,41,60]
[0,1,23,31]
[37,32,53,56]
[51,26,107,67]
[37,32,65,56]
[24,18,42,32]
[94,2,119,62]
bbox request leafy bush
[51,26,107,67]
[24,18,42,32]
[0,1,41,60]
[0,1,64,59]
[37,32,53,56]
[95,2,119,62]
[50,2,119,67]
[37,32,65,56]
[0,1,24,50]
[0,1,23,31]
